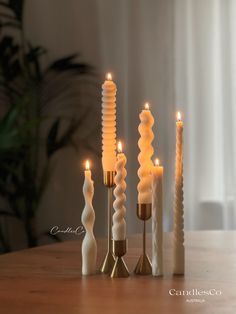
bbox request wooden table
[0,231,235,314]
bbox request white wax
[102,79,117,171]
[112,153,127,240]
[81,170,97,275]
[137,109,154,204]
[152,165,163,276]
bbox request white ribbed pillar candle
[101,73,117,172]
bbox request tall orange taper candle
[152,158,163,276]
[173,112,184,275]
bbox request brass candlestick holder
[111,239,129,278]
[134,203,152,275]
[100,171,116,274]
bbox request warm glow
[155,158,160,167]
[177,111,182,121]
[117,141,123,153]
[85,160,90,171]
[144,102,150,110]
[106,73,112,80]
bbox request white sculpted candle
[81,160,97,275]
[137,103,154,204]
[173,112,184,275]
[152,158,163,276]
[101,73,117,172]
[112,141,127,240]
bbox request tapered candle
[112,141,127,240]
[173,112,184,275]
[137,103,154,204]
[81,160,97,275]
[101,73,117,172]
[152,158,163,276]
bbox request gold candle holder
[134,203,152,275]
[111,239,129,278]
[100,171,116,274]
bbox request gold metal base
[103,171,115,187]
[111,240,129,278]
[134,254,152,275]
[100,251,115,274]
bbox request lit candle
[81,160,97,275]
[152,158,163,276]
[101,73,117,172]
[112,141,127,240]
[173,112,184,275]
[137,102,154,204]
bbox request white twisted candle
[137,103,154,204]
[173,112,184,275]
[102,73,117,172]
[81,161,97,275]
[112,143,127,240]
[152,159,163,276]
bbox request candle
[173,112,184,275]
[112,141,127,240]
[137,102,154,204]
[101,73,117,172]
[152,158,163,276]
[81,160,97,275]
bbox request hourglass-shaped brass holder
[134,203,152,275]
[100,171,116,274]
[111,239,129,278]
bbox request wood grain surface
[0,231,235,314]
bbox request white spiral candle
[112,142,127,241]
[152,158,163,276]
[137,103,154,204]
[173,112,184,275]
[102,73,117,172]
[81,160,97,275]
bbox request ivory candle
[81,160,97,275]
[152,158,163,276]
[101,73,117,172]
[173,112,185,275]
[112,141,127,240]
[137,103,154,204]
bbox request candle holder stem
[100,172,115,274]
[134,204,152,275]
[143,220,146,255]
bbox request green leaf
[46,118,60,157]
[8,0,24,22]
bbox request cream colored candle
[173,112,184,275]
[137,103,154,204]
[81,160,97,275]
[101,73,117,172]
[152,158,163,276]
[112,141,127,240]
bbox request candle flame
[85,160,90,170]
[117,141,123,153]
[106,73,112,80]
[154,158,160,166]
[144,102,150,110]
[177,111,182,121]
